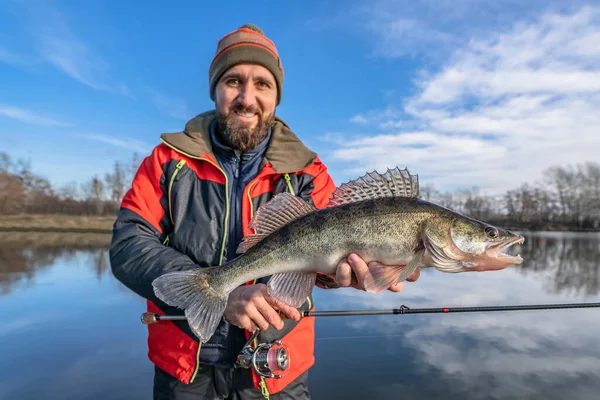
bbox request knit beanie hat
[209,23,284,105]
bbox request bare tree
[105,161,127,206]
[82,176,106,214]
[0,153,24,214]
[463,187,493,221]
[0,174,24,214]
[544,165,575,224]
[126,152,142,184]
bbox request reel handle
[140,310,303,325]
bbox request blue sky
[2,0,600,195]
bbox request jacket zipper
[168,159,187,225]
[244,177,271,399]
[284,173,295,195]
[160,139,230,383]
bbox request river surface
[1,231,599,399]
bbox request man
[110,23,419,400]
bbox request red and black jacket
[109,111,337,396]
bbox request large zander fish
[153,167,524,342]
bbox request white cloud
[84,134,152,154]
[29,7,130,95]
[349,114,368,124]
[0,105,71,126]
[412,7,600,106]
[365,17,454,58]
[348,107,411,129]
[315,0,591,61]
[329,5,600,194]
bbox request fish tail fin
[152,268,228,343]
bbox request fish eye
[485,226,499,239]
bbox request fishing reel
[235,329,290,379]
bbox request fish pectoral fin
[363,262,407,294]
[267,271,317,308]
[363,248,425,294]
[397,248,425,283]
[152,268,227,344]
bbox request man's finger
[265,295,301,322]
[387,282,404,292]
[244,303,271,331]
[255,297,285,330]
[335,258,353,287]
[236,316,258,332]
[406,268,421,282]
[347,253,369,289]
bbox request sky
[1,0,600,195]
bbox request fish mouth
[485,235,525,264]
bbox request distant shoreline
[0,214,116,234]
[0,214,597,234]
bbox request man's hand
[328,253,421,292]
[223,284,301,332]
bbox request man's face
[214,64,278,151]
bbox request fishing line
[316,334,409,341]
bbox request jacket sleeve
[109,145,198,304]
[295,157,341,289]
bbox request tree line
[419,162,600,231]
[1,151,599,231]
[0,151,141,216]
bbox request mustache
[230,103,261,115]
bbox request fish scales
[208,198,452,302]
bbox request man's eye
[227,79,240,85]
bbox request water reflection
[0,232,111,295]
[0,232,150,400]
[515,232,600,296]
[308,231,600,400]
[0,231,598,400]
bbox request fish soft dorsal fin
[327,167,419,207]
[236,193,317,254]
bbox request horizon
[2,0,600,196]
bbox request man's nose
[237,84,257,107]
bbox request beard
[216,103,274,152]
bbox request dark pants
[153,365,311,400]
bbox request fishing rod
[142,302,600,323]
[141,302,600,379]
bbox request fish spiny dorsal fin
[327,167,419,207]
[236,193,317,254]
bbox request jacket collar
[160,111,317,173]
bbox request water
[1,231,599,400]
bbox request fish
[152,167,524,343]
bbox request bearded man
[110,23,418,400]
